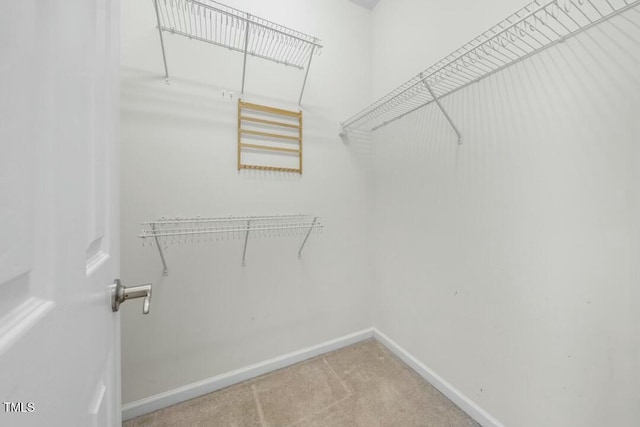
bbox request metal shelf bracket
[298,217,318,259]
[242,220,251,266]
[151,223,168,276]
[422,77,462,144]
[152,0,169,83]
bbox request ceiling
[347,0,381,10]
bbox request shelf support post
[241,17,251,95]
[422,78,462,144]
[151,223,169,276]
[298,217,318,259]
[298,44,316,105]
[242,220,251,266]
[153,0,170,82]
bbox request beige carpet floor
[123,339,480,427]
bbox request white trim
[123,327,504,426]
[122,328,374,421]
[372,328,505,427]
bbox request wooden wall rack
[237,100,303,174]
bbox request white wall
[120,0,373,404]
[121,1,640,423]
[371,1,640,426]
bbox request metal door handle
[112,279,152,315]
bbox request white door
[1,1,123,426]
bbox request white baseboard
[123,327,504,427]
[122,328,374,421]
[372,328,505,427]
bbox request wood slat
[240,143,301,154]
[298,114,303,174]
[237,97,242,171]
[239,164,302,173]
[240,116,300,129]
[239,100,301,118]
[240,129,300,141]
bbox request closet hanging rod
[339,0,640,135]
[142,214,312,225]
[154,0,322,52]
[154,29,309,70]
[140,224,321,238]
[186,0,322,47]
[140,214,324,274]
[152,0,322,104]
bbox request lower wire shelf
[139,214,323,275]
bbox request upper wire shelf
[340,0,640,135]
[140,214,323,275]
[152,0,323,104]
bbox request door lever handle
[112,279,152,315]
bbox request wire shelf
[140,214,323,274]
[152,0,323,103]
[340,0,640,134]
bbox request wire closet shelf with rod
[139,214,324,275]
[339,0,640,141]
[152,0,323,104]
